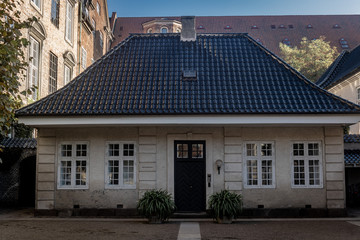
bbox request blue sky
[107,0,360,17]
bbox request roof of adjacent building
[344,134,360,143]
[316,44,360,89]
[345,149,360,166]
[16,33,360,116]
[111,15,360,55]
[0,138,37,149]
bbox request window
[340,38,349,49]
[28,36,40,100]
[147,28,152,33]
[288,25,294,29]
[100,31,103,49]
[65,0,74,43]
[279,24,286,29]
[271,25,276,29]
[197,25,204,29]
[81,47,87,69]
[282,38,291,46]
[291,142,322,188]
[51,0,60,28]
[357,88,360,105]
[224,25,232,29]
[31,0,41,9]
[333,24,341,29]
[307,24,313,28]
[58,142,89,189]
[64,65,71,85]
[49,52,58,94]
[251,25,259,29]
[105,142,136,189]
[161,27,168,33]
[244,142,275,188]
[91,18,96,38]
[96,2,100,14]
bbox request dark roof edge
[244,34,360,112]
[16,34,137,117]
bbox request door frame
[167,133,213,208]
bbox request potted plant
[208,189,243,224]
[137,189,176,223]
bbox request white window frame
[243,141,275,188]
[64,64,72,85]
[31,0,41,10]
[105,141,136,189]
[65,0,74,44]
[28,36,40,100]
[160,27,168,33]
[291,141,323,188]
[96,2,100,14]
[99,31,103,49]
[57,142,89,189]
[81,47,87,69]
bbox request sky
[107,0,360,17]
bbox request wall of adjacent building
[328,72,360,134]
[35,126,345,210]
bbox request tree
[279,37,339,82]
[0,0,36,137]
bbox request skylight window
[224,25,232,29]
[288,25,294,29]
[251,25,259,29]
[307,24,313,28]
[340,38,349,49]
[182,70,197,80]
[271,25,276,29]
[279,24,286,29]
[333,24,341,29]
[197,25,204,29]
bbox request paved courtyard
[1,209,360,240]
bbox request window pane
[247,160,258,185]
[64,65,71,84]
[261,160,272,185]
[60,161,72,185]
[177,144,188,158]
[65,1,73,41]
[261,144,272,156]
[246,144,257,156]
[192,144,204,158]
[309,160,320,185]
[108,160,119,185]
[49,52,58,94]
[75,160,87,185]
[293,143,304,156]
[76,144,87,157]
[293,160,305,185]
[308,143,319,156]
[61,144,72,157]
[123,160,134,185]
[109,144,119,156]
[123,144,134,156]
[51,0,60,27]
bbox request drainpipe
[78,1,82,75]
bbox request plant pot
[216,216,233,224]
[148,216,163,224]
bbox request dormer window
[224,25,232,29]
[147,28,152,33]
[197,25,204,29]
[251,25,259,29]
[279,24,286,29]
[182,69,197,80]
[161,27,168,33]
[333,24,341,29]
[307,24,313,28]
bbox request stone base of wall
[34,208,347,218]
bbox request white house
[17,17,360,217]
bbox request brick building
[109,15,360,56]
[16,0,113,102]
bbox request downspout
[78,1,82,75]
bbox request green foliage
[208,189,243,219]
[279,37,339,82]
[0,0,36,137]
[137,189,176,222]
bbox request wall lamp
[215,159,223,174]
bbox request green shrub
[137,189,175,222]
[208,189,243,219]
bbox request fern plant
[137,189,176,223]
[208,189,243,221]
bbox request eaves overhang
[18,114,360,128]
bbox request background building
[110,15,360,56]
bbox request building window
[81,47,87,69]
[65,0,74,43]
[291,142,322,188]
[105,142,136,189]
[99,31,103,49]
[333,24,341,29]
[288,24,294,29]
[50,0,60,28]
[244,142,275,188]
[271,25,276,29]
[357,88,360,105]
[307,24,313,29]
[31,0,41,9]
[58,142,89,189]
[64,65,72,85]
[28,36,40,100]
[282,38,291,46]
[147,28,152,33]
[279,24,286,29]
[49,52,58,94]
[161,27,168,33]
[96,2,100,15]
[339,38,349,49]
[224,25,232,29]
[251,25,259,29]
[92,18,96,38]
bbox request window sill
[105,185,136,190]
[57,186,89,190]
[244,185,276,189]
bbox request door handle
[207,174,211,187]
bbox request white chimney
[181,16,196,41]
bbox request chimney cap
[181,16,196,42]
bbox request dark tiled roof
[316,44,360,89]
[111,15,360,56]
[0,138,37,149]
[345,149,360,166]
[344,134,360,143]
[16,33,360,116]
